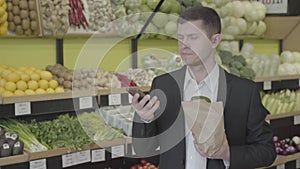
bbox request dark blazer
[132,66,276,169]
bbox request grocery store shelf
[98,87,151,96]
[0,153,29,167]
[257,152,300,169]
[266,111,300,120]
[254,74,300,82]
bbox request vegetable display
[6,0,40,35]
[274,136,300,156]
[68,0,88,29]
[0,127,24,157]
[131,159,158,169]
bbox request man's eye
[190,35,199,40]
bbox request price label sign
[128,94,133,104]
[132,146,136,156]
[109,94,121,106]
[30,159,46,169]
[258,0,288,14]
[263,81,272,90]
[91,149,105,163]
[76,150,91,165]
[62,153,76,168]
[276,164,285,169]
[294,115,300,125]
[296,159,300,168]
[79,97,93,109]
[15,102,31,116]
[111,145,125,159]
[298,79,300,87]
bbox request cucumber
[191,96,211,103]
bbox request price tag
[298,79,300,87]
[294,115,300,125]
[128,94,133,104]
[76,150,91,165]
[276,164,285,169]
[91,149,105,163]
[62,153,76,168]
[258,0,288,14]
[263,81,271,90]
[79,97,93,109]
[296,159,300,168]
[132,146,136,156]
[15,102,31,116]
[30,159,46,169]
[109,94,121,106]
[111,145,125,159]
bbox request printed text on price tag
[263,81,271,90]
[15,102,31,116]
[30,159,46,169]
[111,145,125,159]
[109,94,121,105]
[76,150,91,165]
[79,97,93,109]
[62,153,76,168]
[91,149,105,163]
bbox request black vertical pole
[131,0,165,68]
[279,39,283,54]
[56,38,64,65]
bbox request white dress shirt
[184,64,229,169]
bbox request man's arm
[229,86,276,169]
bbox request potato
[45,65,54,72]
[15,25,23,35]
[20,10,28,19]
[13,16,21,25]
[29,11,36,20]
[8,22,16,31]
[24,29,32,35]
[12,6,20,15]
[7,2,13,11]
[28,0,36,10]
[8,12,14,22]
[52,75,58,81]
[30,21,37,30]
[12,0,19,6]
[52,68,60,76]
[57,70,66,78]
[63,81,72,89]
[22,19,30,30]
[57,77,64,85]
[65,89,72,92]
[19,0,28,10]
[64,73,73,81]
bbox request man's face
[177,20,214,67]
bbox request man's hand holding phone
[131,91,160,122]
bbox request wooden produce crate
[0,152,29,166]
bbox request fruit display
[201,0,267,38]
[273,136,300,156]
[68,0,88,29]
[6,0,40,35]
[122,68,156,87]
[39,0,70,35]
[261,89,300,115]
[0,128,24,157]
[0,0,8,35]
[131,159,158,169]
[218,50,256,80]
[0,64,63,96]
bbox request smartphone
[126,87,146,102]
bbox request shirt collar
[184,64,219,92]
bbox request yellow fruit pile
[0,0,7,35]
[0,64,64,96]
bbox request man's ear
[211,33,222,48]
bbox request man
[131,6,276,169]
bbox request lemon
[1,69,11,78]
[6,72,20,82]
[55,87,64,93]
[24,70,33,75]
[46,88,55,93]
[21,74,30,82]
[38,79,48,89]
[18,67,27,72]
[35,88,46,94]
[27,80,38,90]
[0,78,6,87]
[2,2,6,10]
[25,89,35,95]
[2,90,13,96]
[40,71,52,81]
[0,7,5,16]
[5,81,16,92]
[16,80,27,91]
[0,12,7,24]
[29,67,36,71]
[30,73,40,81]
[0,67,4,74]
[48,80,58,89]
[35,69,42,74]
[0,65,8,69]
[0,87,4,94]
[14,90,25,96]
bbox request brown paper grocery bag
[181,100,225,156]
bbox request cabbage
[170,1,181,14]
[293,52,300,63]
[281,51,294,63]
[294,63,300,73]
[252,1,267,15]
[243,1,253,14]
[246,21,257,35]
[223,25,240,35]
[218,41,231,52]
[147,0,159,10]
[245,10,258,22]
[231,1,245,18]
[214,0,229,7]
[165,21,177,36]
[152,12,169,28]
[278,63,297,75]
[235,18,247,34]
[140,4,152,12]
[145,22,158,34]
[160,0,172,13]
[219,4,232,17]
[254,21,267,36]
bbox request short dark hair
[179,6,221,37]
